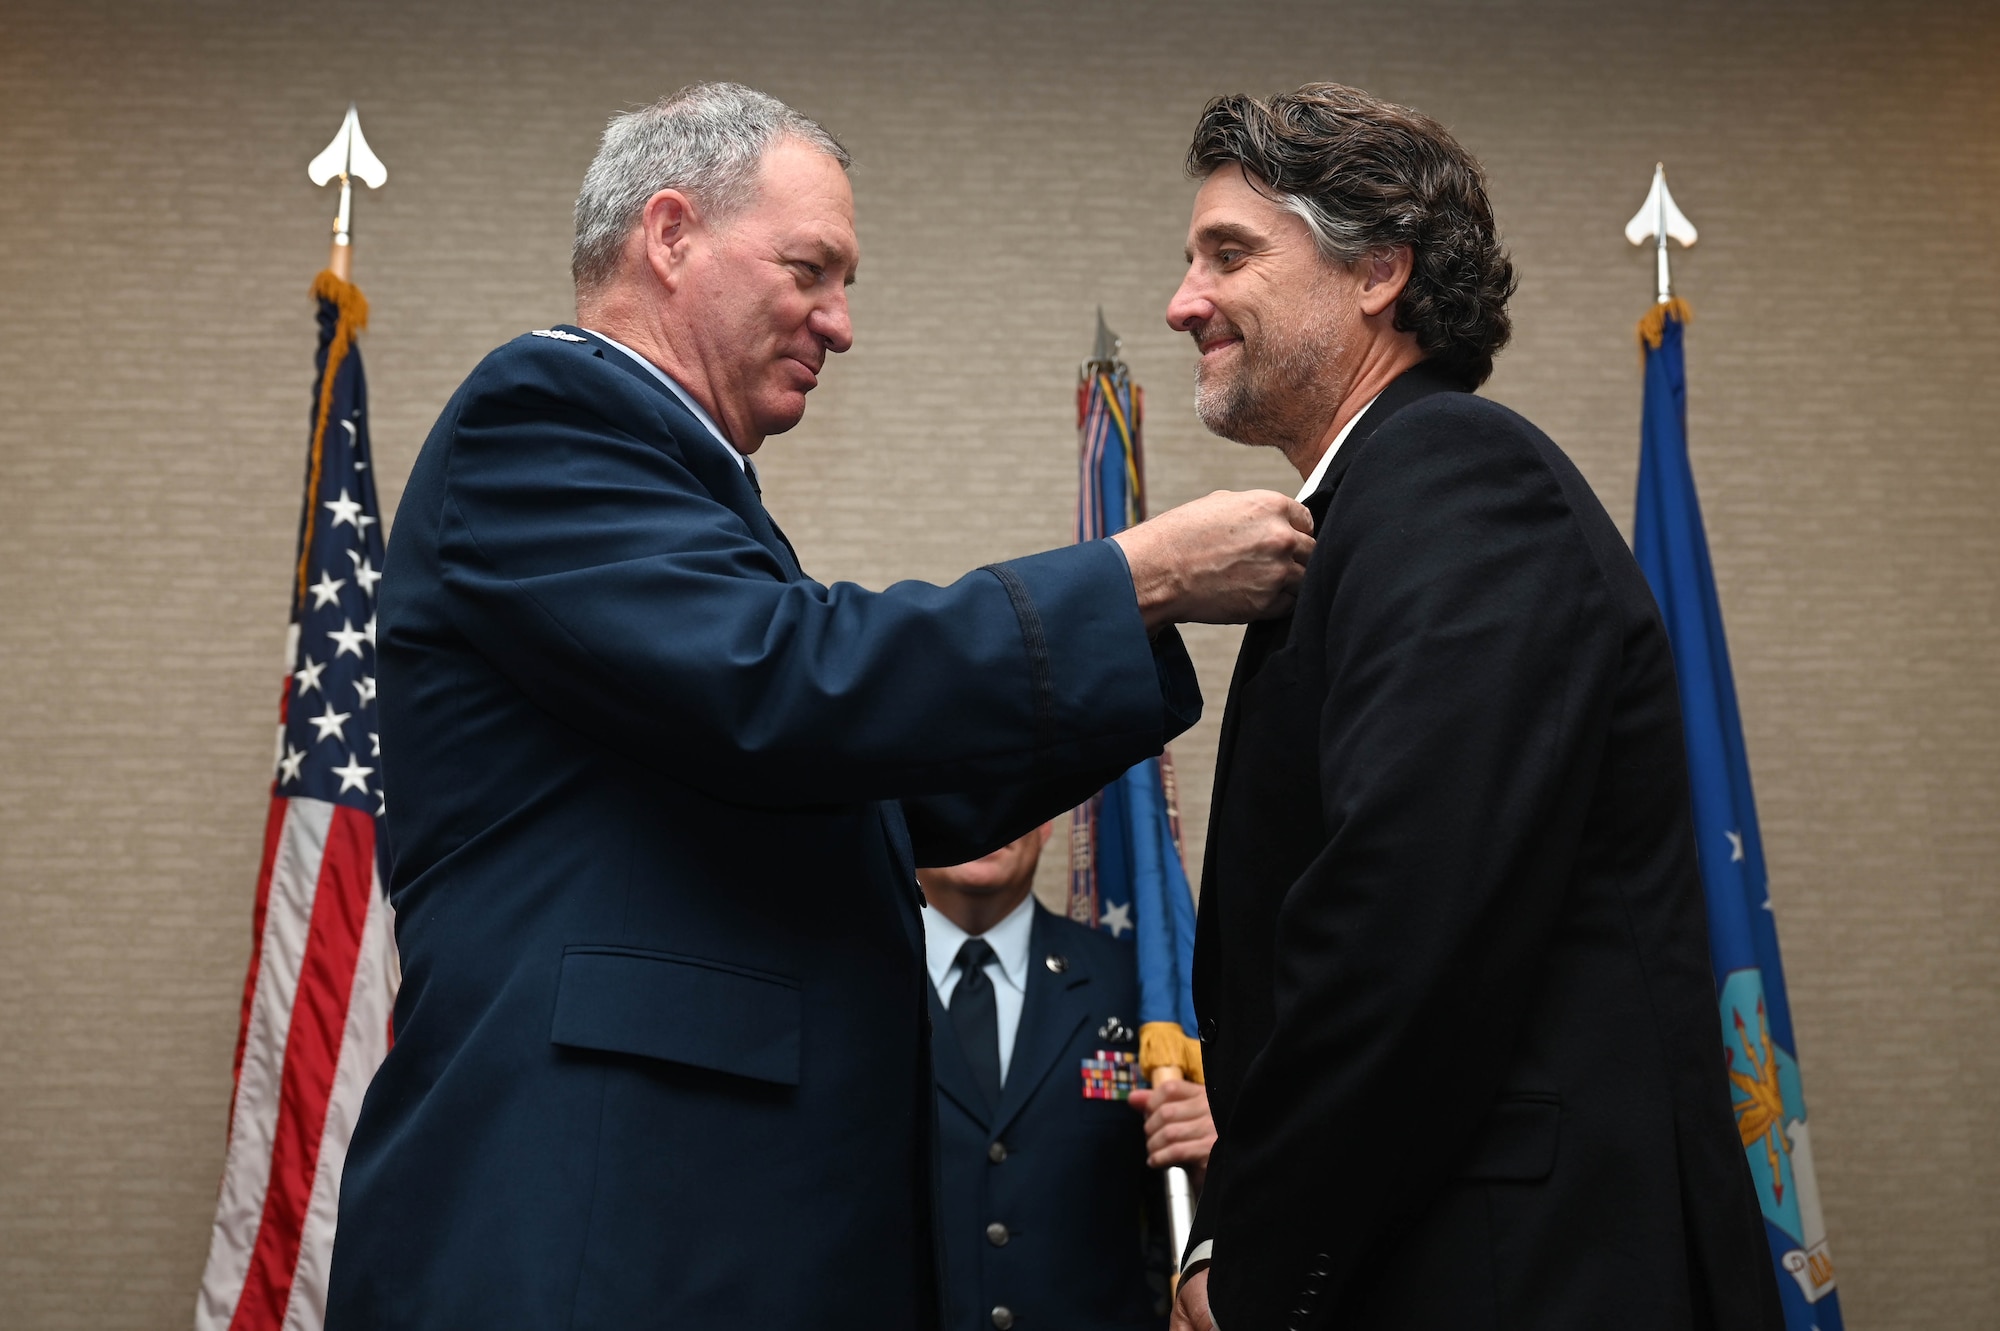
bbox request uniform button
[1200,1018,1218,1041]
[1309,1253,1331,1275]
[985,1221,1011,1247]
[987,1140,1008,1164]
[990,1308,1015,1330]
[1044,952,1069,974]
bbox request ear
[1035,821,1055,848]
[1357,244,1414,318]
[639,188,700,293]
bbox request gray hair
[571,82,850,294]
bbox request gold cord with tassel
[1637,296,1693,351]
[295,271,370,611]
[1139,1020,1205,1086]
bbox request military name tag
[1081,1049,1144,1101]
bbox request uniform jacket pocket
[550,944,801,1086]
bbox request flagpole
[1149,1063,1198,1289]
[1073,309,1204,1290]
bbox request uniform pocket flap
[551,946,801,1086]
[1460,1094,1560,1182]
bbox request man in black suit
[1156,85,1785,1330]
[922,823,1215,1331]
[328,83,1315,1330]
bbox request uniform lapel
[991,907,1093,1139]
[568,326,802,581]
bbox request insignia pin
[1045,953,1069,974]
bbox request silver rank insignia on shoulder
[530,328,587,342]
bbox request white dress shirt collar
[923,891,1038,1083]
[581,328,748,474]
[924,891,1035,998]
[1295,391,1382,502]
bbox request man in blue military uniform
[923,825,1217,1331]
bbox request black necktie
[948,939,1002,1105]
[743,457,762,496]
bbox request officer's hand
[1111,490,1313,630]
[1170,1268,1214,1331]
[1129,1078,1217,1178]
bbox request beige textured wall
[2,1,1995,1325]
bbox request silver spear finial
[1082,307,1124,380]
[1092,307,1120,364]
[1624,163,1697,304]
[308,105,388,280]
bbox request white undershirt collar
[1295,391,1382,502]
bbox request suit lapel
[1302,359,1466,514]
[991,908,1093,1139]
[569,327,802,580]
[1204,360,1468,833]
[1197,362,1469,964]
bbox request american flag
[196,271,399,1331]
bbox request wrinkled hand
[1128,1077,1216,1183]
[1170,1267,1214,1331]
[1111,489,1314,630]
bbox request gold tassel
[1139,1020,1205,1086]
[296,271,371,610]
[1636,296,1693,351]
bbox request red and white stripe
[196,788,397,1331]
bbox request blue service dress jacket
[932,905,1168,1331]
[324,327,1201,1331]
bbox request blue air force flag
[1632,302,1842,1329]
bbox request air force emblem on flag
[1720,969,1836,1305]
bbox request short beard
[1192,303,1345,451]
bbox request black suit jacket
[931,906,1167,1331]
[328,329,1199,1330]
[1188,365,1784,1329]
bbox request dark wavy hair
[1186,84,1515,389]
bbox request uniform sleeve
[1203,403,1623,1323]
[900,626,1198,866]
[434,366,1196,809]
